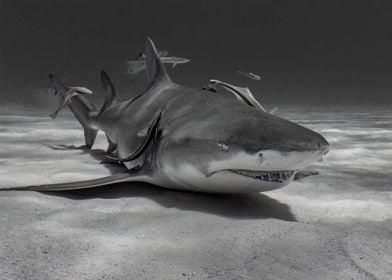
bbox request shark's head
[157,100,329,193]
[139,37,329,193]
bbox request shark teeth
[228,169,295,183]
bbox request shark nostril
[316,139,330,154]
[257,152,264,163]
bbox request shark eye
[218,142,230,151]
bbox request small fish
[270,107,278,114]
[50,86,93,119]
[137,49,169,59]
[158,50,169,57]
[237,70,262,81]
[209,79,266,112]
[126,50,190,76]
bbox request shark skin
[1,38,330,193]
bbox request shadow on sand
[43,145,128,174]
[43,182,296,222]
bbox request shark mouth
[226,169,295,183]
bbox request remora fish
[49,86,93,119]
[237,70,262,80]
[1,38,329,193]
[207,79,277,114]
[209,79,266,112]
[126,50,190,76]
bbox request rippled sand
[0,105,391,280]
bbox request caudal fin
[49,74,98,148]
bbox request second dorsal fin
[145,37,171,88]
[100,71,119,112]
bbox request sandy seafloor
[0,105,391,280]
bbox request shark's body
[2,38,329,193]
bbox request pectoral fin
[0,173,137,191]
[107,108,164,163]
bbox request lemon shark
[1,38,329,193]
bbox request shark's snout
[266,127,330,170]
[318,136,330,155]
[303,128,330,154]
[300,133,330,157]
[268,119,330,155]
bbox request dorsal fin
[100,71,119,112]
[145,37,171,88]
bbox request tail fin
[49,74,98,148]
